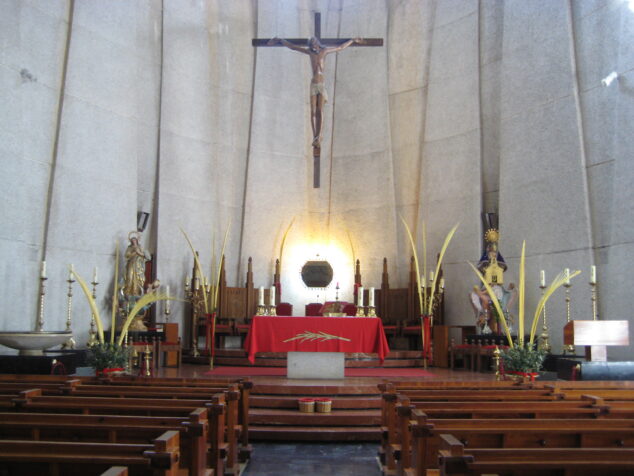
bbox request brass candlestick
[268,305,277,316]
[87,279,99,347]
[367,306,377,317]
[355,306,366,317]
[493,346,501,381]
[590,281,597,321]
[62,273,76,349]
[255,305,267,316]
[143,343,152,376]
[537,284,551,353]
[563,282,575,354]
[185,278,200,357]
[37,275,48,332]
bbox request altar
[244,316,390,378]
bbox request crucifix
[253,12,383,188]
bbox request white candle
[368,287,375,307]
[40,260,46,278]
[540,270,545,287]
[440,278,445,289]
[564,268,570,286]
[429,271,435,282]
[421,276,426,289]
[194,277,200,290]
[185,275,190,287]
[93,266,98,283]
[357,286,364,307]
[68,264,74,281]
[270,286,276,306]
[165,285,171,312]
[590,265,596,284]
[258,286,264,306]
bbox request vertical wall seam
[566,0,595,260]
[151,0,165,257]
[237,0,259,283]
[477,0,485,234]
[41,0,75,259]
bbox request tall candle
[68,264,74,281]
[270,286,276,306]
[185,275,190,287]
[540,270,545,287]
[440,278,445,289]
[429,271,435,282]
[564,268,570,286]
[357,286,364,307]
[194,277,199,290]
[165,285,171,312]
[368,287,375,307]
[258,286,264,306]
[93,266,98,283]
[40,261,47,278]
[421,276,426,289]
[590,265,596,284]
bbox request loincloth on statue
[310,81,328,102]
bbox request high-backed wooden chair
[305,303,322,316]
[342,303,356,316]
[276,302,293,316]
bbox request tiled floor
[242,442,381,476]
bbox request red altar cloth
[244,316,390,365]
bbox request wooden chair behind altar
[276,302,293,316]
[305,303,322,316]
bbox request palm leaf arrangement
[72,265,172,371]
[400,216,459,364]
[469,241,581,373]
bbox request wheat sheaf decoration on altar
[283,331,352,343]
[400,217,459,367]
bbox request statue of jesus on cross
[267,36,364,148]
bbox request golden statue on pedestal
[119,231,154,331]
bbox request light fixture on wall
[137,211,150,232]
[601,71,618,87]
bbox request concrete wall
[1,0,632,359]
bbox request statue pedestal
[564,320,629,362]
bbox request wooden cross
[253,12,383,188]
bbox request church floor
[242,442,380,476]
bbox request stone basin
[0,331,73,356]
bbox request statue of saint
[470,229,516,335]
[123,232,151,298]
[267,36,364,147]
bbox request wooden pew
[12,389,231,476]
[411,410,634,472]
[0,430,180,476]
[0,410,210,476]
[437,433,634,476]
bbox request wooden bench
[12,389,232,475]
[438,433,634,475]
[0,410,210,476]
[411,410,634,472]
[0,429,180,476]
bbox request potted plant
[470,241,580,380]
[85,342,130,375]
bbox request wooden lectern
[563,320,629,362]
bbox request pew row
[0,430,180,476]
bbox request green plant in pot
[71,245,172,375]
[470,241,580,376]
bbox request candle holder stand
[37,275,48,333]
[62,275,76,349]
[87,279,99,347]
[367,306,377,317]
[590,281,597,321]
[563,282,575,355]
[537,284,551,353]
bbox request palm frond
[400,215,423,313]
[427,223,459,315]
[117,292,172,346]
[73,269,104,344]
[110,240,119,344]
[346,228,356,276]
[280,218,295,272]
[468,262,514,347]
[518,241,526,345]
[529,269,581,344]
